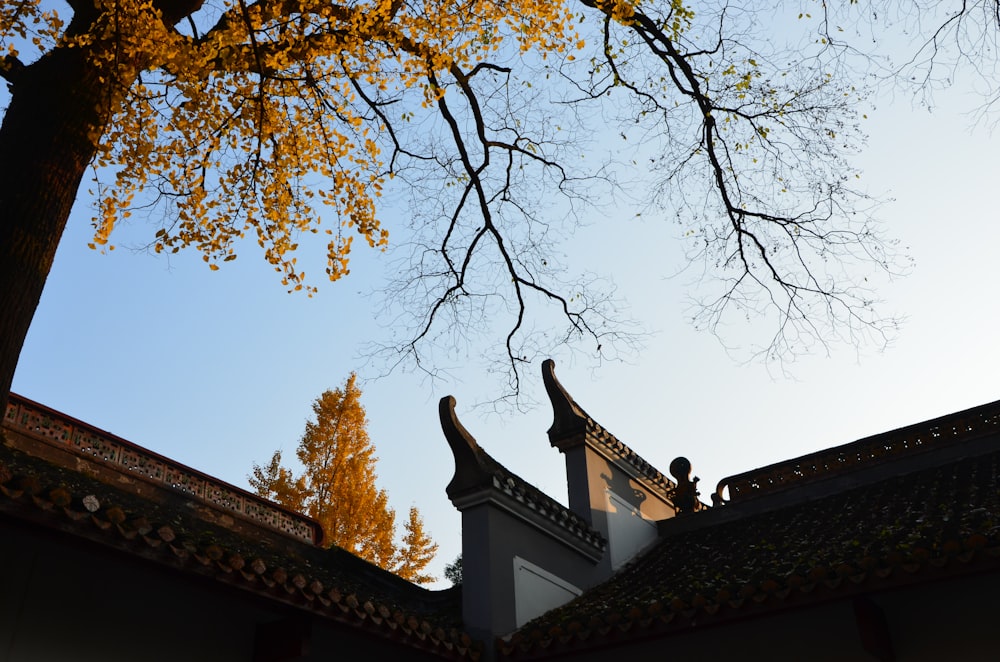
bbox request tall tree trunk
[0,40,122,415]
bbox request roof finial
[438,396,494,500]
[669,457,702,514]
[542,359,589,440]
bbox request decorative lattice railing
[4,393,321,545]
[715,399,1000,504]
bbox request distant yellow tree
[249,374,435,581]
[395,507,439,585]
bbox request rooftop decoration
[667,457,701,515]
[503,437,1000,659]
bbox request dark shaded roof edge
[716,397,1000,503]
[0,441,478,660]
[502,446,1000,658]
[500,554,1000,659]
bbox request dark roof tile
[0,440,477,660]
[503,447,1000,658]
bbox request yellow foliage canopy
[1,0,583,291]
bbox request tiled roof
[500,443,1000,658]
[0,417,478,660]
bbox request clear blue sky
[12,9,1000,588]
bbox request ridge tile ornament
[668,457,701,515]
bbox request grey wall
[460,501,603,641]
[564,445,675,574]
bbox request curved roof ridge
[542,360,676,499]
[439,396,605,552]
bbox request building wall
[460,502,602,641]
[564,446,675,573]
